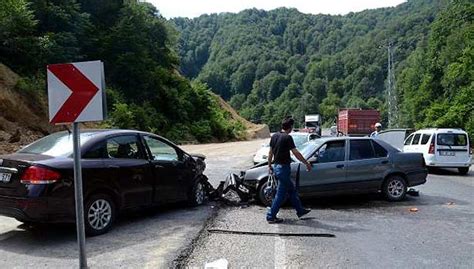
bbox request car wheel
[382,175,407,201]
[257,180,287,207]
[458,167,469,175]
[85,194,115,236]
[188,179,205,206]
[257,180,273,207]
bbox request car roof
[291,132,314,137]
[414,128,468,134]
[55,129,169,143]
[302,136,400,153]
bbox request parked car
[243,137,428,206]
[0,129,208,235]
[253,132,320,164]
[403,128,471,175]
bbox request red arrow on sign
[48,64,99,124]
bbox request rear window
[421,134,432,145]
[18,132,95,157]
[437,133,468,146]
[350,140,375,160]
[372,140,388,158]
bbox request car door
[410,133,422,153]
[298,139,347,195]
[142,135,191,204]
[85,135,154,209]
[435,132,470,165]
[345,139,391,191]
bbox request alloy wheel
[87,199,112,231]
[387,179,405,198]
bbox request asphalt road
[183,140,474,268]
[0,139,267,268]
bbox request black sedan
[242,137,428,206]
[0,129,208,235]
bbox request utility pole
[383,42,398,128]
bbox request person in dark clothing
[266,117,312,223]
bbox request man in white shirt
[370,122,382,137]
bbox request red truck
[337,109,380,136]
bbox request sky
[147,0,407,19]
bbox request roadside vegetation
[0,0,472,140]
[0,0,245,143]
[173,0,473,137]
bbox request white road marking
[274,233,287,268]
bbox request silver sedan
[243,137,428,206]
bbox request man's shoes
[267,217,283,224]
[297,208,311,218]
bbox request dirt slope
[214,94,270,140]
[0,63,55,154]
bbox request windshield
[18,132,96,157]
[291,134,309,148]
[294,141,322,160]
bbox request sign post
[72,122,87,268]
[47,60,106,269]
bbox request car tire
[458,167,469,175]
[257,180,273,207]
[257,180,287,207]
[188,179,205,206]
[85,194,116,236]
[382,175,407,201]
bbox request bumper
[0,195,73,223]
[426,162,471,168]
[406,169,428,187]
[424,155,472,168]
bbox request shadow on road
[297,192,468,210]
[428,167,472,176]
[0,202,212,260]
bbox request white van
[403,128,472,174]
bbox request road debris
[409,207,419,212]
[407,188,420,196]
[206,173,254,206]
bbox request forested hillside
[0,0,247,143]
[173,0,473,136]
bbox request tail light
[20,166,61,184]
[428,140,435,154]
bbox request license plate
[440,151,455,156]
[0,172,11,183]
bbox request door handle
[154,164,164,168]
[107,165,119,169]
[336,164,344,168]
[381,160,389,164]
